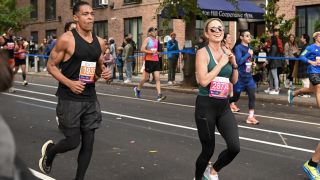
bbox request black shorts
[56,99,102,136]
[145,60,161,73]
[14,59,26,66]
[309,74,320,86]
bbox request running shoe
[230,103,240,112]
[246,116,260,125]
[202,165,211,180]
[264,88,270,94]
[157,94,166,102]
[133,87,141,98]
[269,90,279,95]
[288,89,294,104]
[39,140,54,174]
[303,160,320,180]
[22,80,28,86]
[8,88,15,93]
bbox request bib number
[209,77,230,99]
[79,61,96,83]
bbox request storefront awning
[199,0,265,20]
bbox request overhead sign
[202,9,264,19]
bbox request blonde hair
[203,18,224,34]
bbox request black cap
[148,27,157,33]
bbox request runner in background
[229,30,259,125]
[288,31,320,108]
[134,27,166,102]
[13,37,28,86]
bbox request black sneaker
[39,140,54,174]
[156,94,166,102]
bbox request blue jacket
[300,44,320,74]
[234,43,253,78]
[166,39,179,59]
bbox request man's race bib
[7,42,14,50]
[79,61,96,83]
[209,77,230,99]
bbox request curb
[25,72,317,108]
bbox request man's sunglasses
[209,26,224,33]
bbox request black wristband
[232,65,238,69]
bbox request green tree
[264,0,295,40]
[315,20,320,32]
[158,0,237,87]
[0,0,32,34]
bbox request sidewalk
[25,71,318,108]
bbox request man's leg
[75,130,95,180]
[314,84,320,108]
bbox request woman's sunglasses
[209,26,224,33]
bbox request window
[46,29,57,40]
[31,31,38,43]
[124,0,141,4]
[30,0,38,19]
[124,17,142,49]
[45,0,56,20]
[296,5,320,40]
[92,0,100,8]
[71,0,80,8]
[93,21,108,39]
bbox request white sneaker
[264,88,270,94]
[168,81,173,85]
[202,166,211,180]
[284,79,290,88]
[8,88,16,93]
[124,79,132,83]
[301,94,311,98]
[210,173,219,180]
[269,90,279,95]
[43,68,47,72]
[22,80,28,86]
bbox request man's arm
[47,33,85,94]
[140,38,154,54]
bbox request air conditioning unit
[99,0,108,5]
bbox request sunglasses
[209,26,224,33]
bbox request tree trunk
[182,13,197,87]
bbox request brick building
[16,0,266,50]
[277,0,320,39]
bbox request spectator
[116,47,124,81]
[196,35,207,50]
[284,34,299,88]
[64,21,76,32]
[109,38,117,79]
[123,37,134,83]
[167,32,179,84]
[122,33,137,74]
[298,34,310,93]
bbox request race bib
[209,77,230,99]
[7,42,14,50]
[79,61,96,83]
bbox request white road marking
[3,92,316,153]
[29,168,55,180]
[14,81,320,126]
[10,88,320,142]
[279,134,288,146]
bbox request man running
[134,27,166,101]
[38,2,111,180]
[13,37,28,86]
[2,28,16,92]
[288,31,320,108]
[303,143,320,180]
[229,30,259,125]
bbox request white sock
[249,110,254,118]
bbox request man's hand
[101,66,112,81]
[68,80,86,94]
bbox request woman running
[195,18,240,180]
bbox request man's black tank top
[56,29,102,101]
[4,37,15,58]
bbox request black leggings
[229,88,256,110]
[48,129,95,180]
[195,96,240,180]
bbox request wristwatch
[232,64,238,69]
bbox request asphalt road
[0,75,319,180]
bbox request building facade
[277,0,320,39]
[17,0,267,50]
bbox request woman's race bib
[209,76,230,99]
[79,61,96,83]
